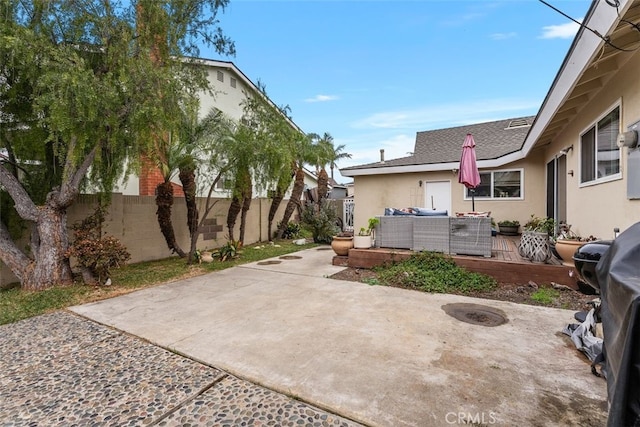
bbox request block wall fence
[0,193,289,287]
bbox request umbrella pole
[471,189,476,212]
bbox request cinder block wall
[0,194,290,286]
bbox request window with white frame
[580,106,620,184]
[464,170,523,199]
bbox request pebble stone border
[0,312,362,427]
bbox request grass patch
[0,240,317,326]
[374,252,496,294]
[530,288,561,305]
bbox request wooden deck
[337,234,580,289]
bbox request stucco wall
[542,49,640,239]
[352,152,547,231]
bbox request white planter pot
[353,235,373,249]
[518,231,551,263]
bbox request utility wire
[538,0,638,52]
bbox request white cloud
[350,98,540,131]
[490,32,517,40]
[538,20,581,39]
[304,94,339,103]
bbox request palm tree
[328,142,352,181]
[314,133,352,201]
[313,133,333,201]
[150,132,189,258]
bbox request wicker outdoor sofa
[375,210,492,257]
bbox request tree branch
[57,143,99,207]
[0,166,38,221]
[0,221,31,280]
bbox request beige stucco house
[341,0,640,240]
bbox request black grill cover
[596,222,640,427]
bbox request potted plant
[497,220,520,236]
[553,223,598,267]
[331,231,354,256]
[517,215,556,263]
[353,217,380,249]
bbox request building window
[230,77,237,88]
[580,106,620,184]
[216,70,224,82]
[464,169,523,199]
[215,176,233,191]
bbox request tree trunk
[155,181,186,257]
[276,167,305,239]
[179,166,198,236]
[317,168,329,202]
[268,188,284,241]
[267,173,293,241]
[0,141,97,290]
[238,183,252,244]
[226,195,241,241]
[21,205,73,290]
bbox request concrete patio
[0,246,608,426]
[62,246,607,426]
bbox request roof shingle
[342,116,535,171]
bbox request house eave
[341,151,526,177]
[523,0,638,153]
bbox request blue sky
[202,0,591,183]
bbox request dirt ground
[330,267,598,312]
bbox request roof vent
[506,118,530,129]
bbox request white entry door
[424,181,451,214]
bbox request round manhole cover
[279,255,302,260]
[257,260,282,265]
[441,303,508,327]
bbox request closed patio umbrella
[459,133,481,211]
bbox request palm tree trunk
[276,167,305,239]
[267,173,293,240]
[239,185,252,244]
[179,166,198,236]
[226,195,241,241]
[155,181,186,257]
[317,168,329,201]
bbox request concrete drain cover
[441,303,508,327]
[257,260,282,265]
[279,255,302,260]
[317,247,332,251]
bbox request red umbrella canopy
[458,133,481,189]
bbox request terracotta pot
[353,235,372,249]
[331,236,353,256]
[555,239,585,267]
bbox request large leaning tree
[0,0,234,290]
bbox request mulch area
[329,267,598,312]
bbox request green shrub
[66,206,131,284]
[374,252,496,294]
[300,200,339,244]
[278,221,301,239]
[531,288,560,305]
[214,239,243,261]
